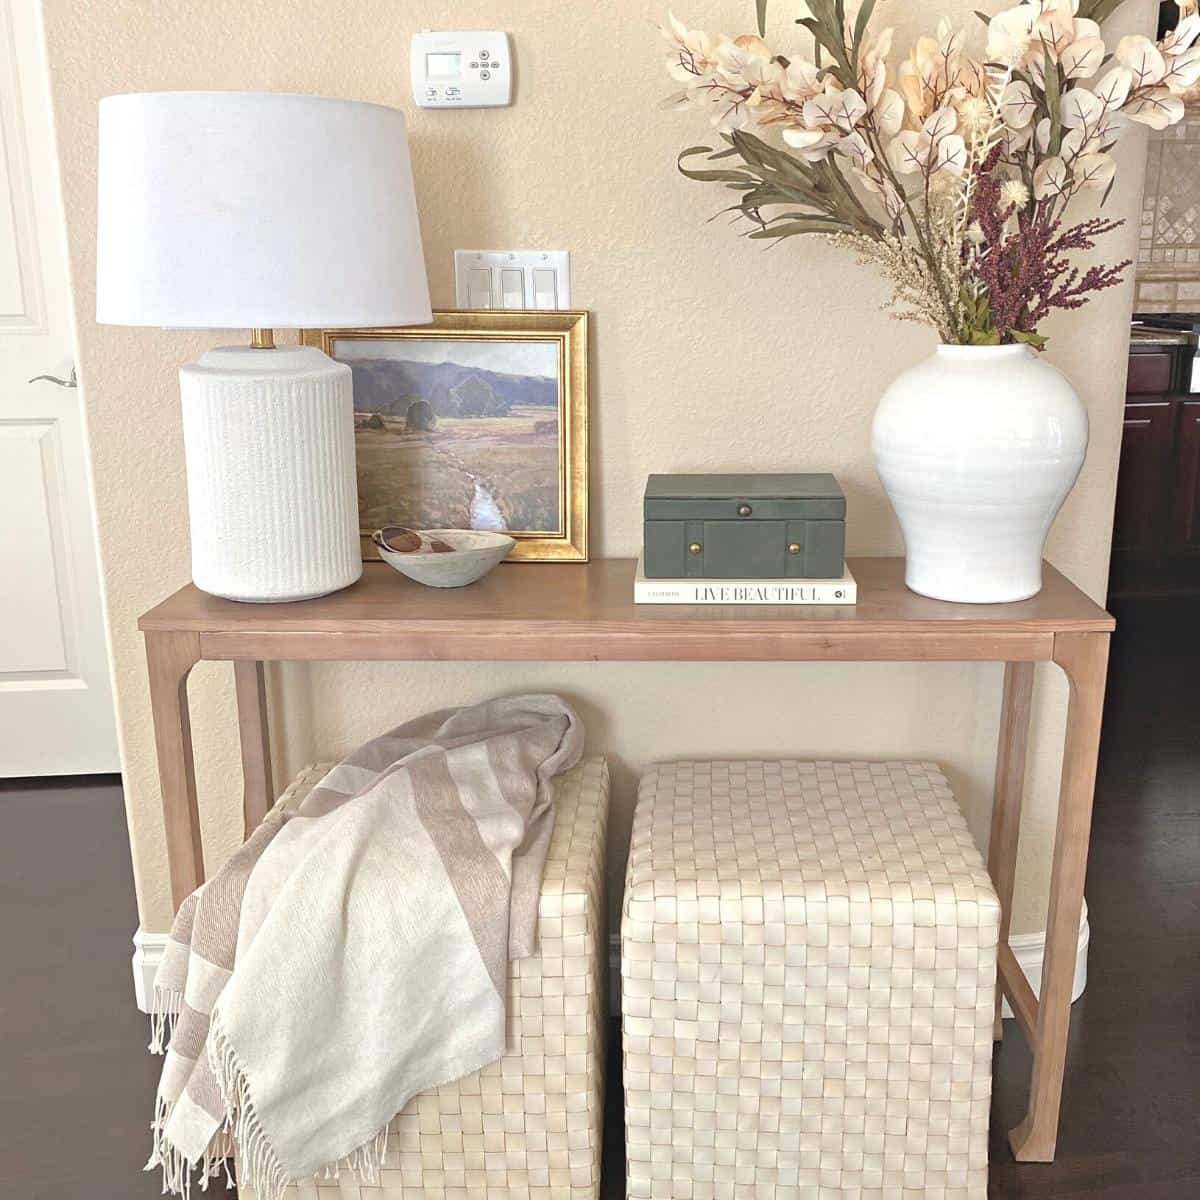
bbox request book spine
[635,581,857,605]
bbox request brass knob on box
[737,504,753,517]
[688,542,703,555]
[788,543,801,555]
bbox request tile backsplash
[1136,108,1200,313]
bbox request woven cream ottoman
[622,760,1000,1200]
[247,755,609,1200]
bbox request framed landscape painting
[304,310,588,562]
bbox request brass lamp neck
[250,328,276,350]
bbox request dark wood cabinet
[1113,400,1174,564]
[1110,341,1200,595]
[1171,400,1200,556]
[1126,351,1175,395]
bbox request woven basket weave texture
[622,760,1000,1200]
[242,755,609,1200]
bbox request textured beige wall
[42,0,1152,937]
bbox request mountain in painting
[347,357,557,418]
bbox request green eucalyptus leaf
[677,146,754,183]
[772,209,835,221]
[796,16,849,80]
[728,129,775,168]
[739,185,791,207]
[970,328,1002,346]
[1077,0,1128,23]
[675,113,880,240]
[757,0,769,36]
[679,167,756,182]
[853,0,877,55]
[732,130,820,186]
[748,217,849,238]
[1043,55,1063,154]
[795,17,830,51]
[812,0,846,35]
[716,201,761,219]
[1012,330,1048,351]
[677,166,753,182]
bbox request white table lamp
[96,91,431,601]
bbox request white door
[0,0,118,776]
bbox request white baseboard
[606,910,1089,1018]
[1002,909,1090,1017]
[132,927,169,1013]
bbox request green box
[643,473,846,580]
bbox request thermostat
[411,31,512,108]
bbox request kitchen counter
[1130,326,1195,347]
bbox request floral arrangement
[659,0,1200,347]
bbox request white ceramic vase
[872,344,1088,604]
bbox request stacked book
[634,553,857,606]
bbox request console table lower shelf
[137,556,1114,1165]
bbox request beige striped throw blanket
[147,694,583,1200]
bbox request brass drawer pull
[788,542,802,555]
[737,504,753,517]
[688,542,703,555]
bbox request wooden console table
[138,556,1113,1163]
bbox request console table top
[138,557,1112,662]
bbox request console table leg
[145,630,204,912]
[234,659,273,837]
[1009,630,1109,1163]
[989,661,1035,1040]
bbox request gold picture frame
[304,311,588,563]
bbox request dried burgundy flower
[969,146,1131,345]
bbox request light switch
[467,269,491,308]
[500,268,525,308]
[532,269,557,310]
[454,250,572,310]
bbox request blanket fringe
[200,1010,389,1200]
[316,1124,389,1187]
[149,985,184,1054]
[146,1048,390,1200]
[146,1093,231,1199]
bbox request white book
[634,553,857,605]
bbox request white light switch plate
[454,250,571,310]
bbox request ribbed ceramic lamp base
[179,345,362,603]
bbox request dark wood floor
[2,597,1196,1199]
[0,773,163,1199]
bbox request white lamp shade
[96,91,431,329]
